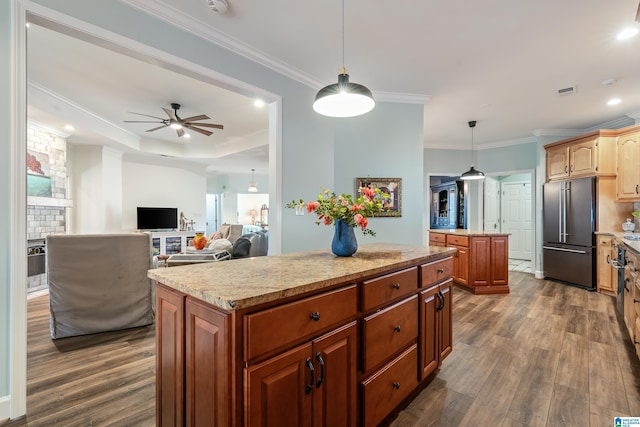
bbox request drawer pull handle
[316,352,325,388]
[393,325,401,333]
[392,283,401,290]
[393,382,400,390]
[310,312,321,321]
[305,358,314,394]
[437,268,444,274]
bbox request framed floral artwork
[356,177,402,217]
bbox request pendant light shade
[248,168,258,192]
[460,120,485,181]
[313,0,374,118]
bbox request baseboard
[0,395,10,422]
[534,270,545,279]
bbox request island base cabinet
[185,298,230,427]
[156,285,186,427]
[244,322,357,427]
[360,345,419,427]
[419,279,452,380]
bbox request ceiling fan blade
[189,123,224,129]
[184,124,213,136]
[636,1,640,22]
[162,107,178,121]
[146,125,169,132]
[124,120,165,123]
[127,112,166,120]
[177,128,185,138]
[182,114,210,122]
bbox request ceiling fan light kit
[124,103,223,138]
[460,120,485,181]
[313,0,374,118]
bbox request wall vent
[557,85,577,96]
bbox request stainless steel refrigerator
[542,176,596,290]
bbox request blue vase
[331,219,358,257]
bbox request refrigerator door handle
[543,245,588,254]
[558,183,563,242]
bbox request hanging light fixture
[460,120,485,181]
[248,169,258,192]
[312,0,375,118]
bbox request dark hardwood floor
[2,272,639,426]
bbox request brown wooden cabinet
[616,127,640,201]
[429,231,509,294]
[155,250,455,426]
[544,130,617,182]
[245,322,357,427]
[596,235,617,295]
[419,277,452,380]
[624,250,638,349]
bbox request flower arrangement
[286,187,390,236]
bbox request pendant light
[460,120,485,181]
[312,0,375,118]
[248,169,258,192]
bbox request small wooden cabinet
[544,130,617,181]
[419,276,452,380]
[429,231,509,294]
[624,250,638,351]
[596,235,617,295]
[616,127,640,201]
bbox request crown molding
[626,111,640,121]
[27,119,70,139]
[121,0,323,89]
[584,116,634,132]
[532,129,584,137]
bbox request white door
[502,182,533,260]
[484,177,500,231]
[206,194,219,236]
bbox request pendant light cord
[341,0,345,72]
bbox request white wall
[237,194,269,226]
[121,160,207,232]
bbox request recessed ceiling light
[607,98,622,106]
[182,133,191,139]
[64,124,75,131]
[601,78,617,86]
[254,99,265,108]
[616,27,639,40]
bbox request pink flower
[362,187,376,198]
[324,216,331,225]
[355,214,368,229]
[307,201,320,213]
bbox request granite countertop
[148,243,456,311]
[610,232,640,254]
[428,229,510,236]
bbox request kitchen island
[148,243,456,426]
[428,229,510,294]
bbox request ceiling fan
[124,103,223,137]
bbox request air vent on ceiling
[557,85,577,96]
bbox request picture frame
[356,177,402,217]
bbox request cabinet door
[469,237,490,286]
[596,236,615,295]
[451,245,469,286]
[546,145,569,180]
[617,133,640,200]
[313,322,357,427]
[185,298,230,427]
[419,285,439,379]
[569,139,597,177]
[156,284,185,427]
[490,236,509,286]
[245,343,313,427]
[439,280,453,362]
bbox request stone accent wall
[27,123,69,292]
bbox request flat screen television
[137,207,178,230]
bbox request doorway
[483,172,534,271]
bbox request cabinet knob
[310,312,320,321]
[437,268,444,274]
[393,382,400,390]
[392,283,400,290]
[393,325,401,333]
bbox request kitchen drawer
[597,235,613,247]
[446,234,469,247]
[361,267,418,312]
[420,257,453,287]
[244,285,357,361]
[360,344,419,427]
[361,295,418,373]
[429,232,446,244]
